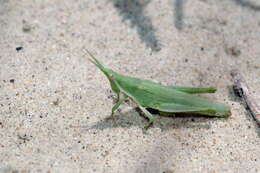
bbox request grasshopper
[87,51,231,129]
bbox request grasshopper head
[86,50,120,96]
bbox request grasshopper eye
[108,74,114,80]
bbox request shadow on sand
[173,0,184,30]
[86,107,227,132]
[111,0,161,52]
[232,0,260,11]
[172,0,260,31]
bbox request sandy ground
[1,0,260,172]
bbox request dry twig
[231,69,260,125]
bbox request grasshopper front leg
[111,93,128,116]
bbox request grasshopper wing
[123,75,217,94]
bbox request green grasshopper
[87,51,231,129]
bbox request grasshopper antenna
[84,48,103,67]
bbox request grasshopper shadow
[111,0,161,52]
[88,108,146,130]
[89,107,221,131]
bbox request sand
[0,0,260,172]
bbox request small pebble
[16,47,23,51]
